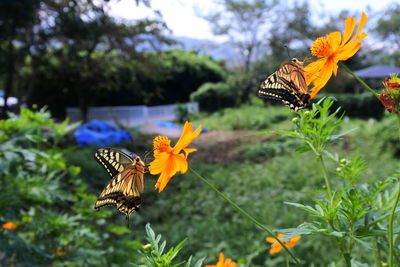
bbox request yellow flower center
[153,136,172,153]
[310,36,332,57]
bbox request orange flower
[149,121,201,192]
[56,247,67,257]
[304,12,368,99]
[205,252,236,267]
[2,221,17,230]
[265,234,301,255]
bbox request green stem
[374,238,382,267]
[343,252,352,267]
[316,155,332,199]
[388,184,400,267]
[340,62,379,99]
[388,113,400,267]
[398,113,400,141]
[189,167,301,266]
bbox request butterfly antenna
[142,150,153,163]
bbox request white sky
[107,0,397,40]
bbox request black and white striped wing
[94,148,135,178]
[258,62,310,111]
[94,165,144,216]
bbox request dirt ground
[193,130,275,163]
[140,123,276,164]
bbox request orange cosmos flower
[149,121,202,192]
[2,221,17,230]
[266,233,301,255]
[205,252,236,267]
[304,12,368,99]
[56,247,67,257]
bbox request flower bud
[291,117,299,124]
[143,244,153,253]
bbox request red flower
[379,91,397,113]
[384,77,400,90]
[380,74,400,113]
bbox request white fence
[66,102,199,126]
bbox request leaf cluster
[0,107,145,266]
[134,224,204,267]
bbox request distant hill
[168,36,240,65]
[138,35,240,65]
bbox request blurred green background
[1,0,400,266]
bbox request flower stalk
[388,113,400,267]
[339,62,378,99]
[189,167,301,266]
[316,155,333,199]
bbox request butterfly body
[258,58,310,111]
[94,148,145,217]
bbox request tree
[375,3,400,65]
[0,0,41,118]
[203,0,276,73]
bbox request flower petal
[266,237,277,243]
[291,235,302,243]
[149,152,170,175]
[341,17,356,45]
[173,153,188,174]
[349,12,367,44]
[269,244,283,254]
[326,32,341,51]
[155,171,173,192]
[173,121,202,153]
[309,59,336,99]
[183,148,197,158]
[304,58,326,85]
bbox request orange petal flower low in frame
[56,247,67,257]
[205,252,236,267]
[2,221,17,230]
[266,233,301,255]
[304,12,368,99]
[149,121,202,192]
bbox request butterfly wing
[94,154,145,216]
[258,61,310,111]
[94,148,135,178]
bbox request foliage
[134,224,204,267]
[261,99,400,266]
[175,104,191,124]
[152,50,227,105]
[190,81,238,112]
[0,107,146,266]
[376,3,400,51]
[314,93,385,119]
[64,101,400,266]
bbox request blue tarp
[74,120,132,146]
[354,65,400,78]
